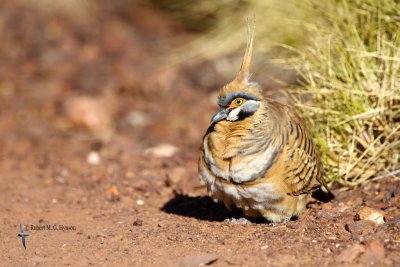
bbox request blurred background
[0,1,399,264]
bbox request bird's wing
[269,101,330,196]
[19,224,23,233]
[283,121,325,195]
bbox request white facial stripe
[227,107,241,121]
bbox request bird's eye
[234,98,244,106]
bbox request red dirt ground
[0,1,399,266]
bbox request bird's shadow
[161,194,268,223]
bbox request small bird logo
[17,224,29,249]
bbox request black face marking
[236,110,256,121]
[218,92,260,108]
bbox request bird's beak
[210,109,228,124]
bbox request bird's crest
[236,19,255,83]
[219,19,261,100]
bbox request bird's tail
[312,185,334,203]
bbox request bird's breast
[202,123,278,184]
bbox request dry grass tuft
[291,0,400,186]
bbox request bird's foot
[223,217,252,225]
[268,216,291,227]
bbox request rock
[316,209,337,221]
[345,220,376,239]
[105,185,120,202]
[359,239,385,265]
[132,219,143,226]
[87,151,101,165]
[383,208,399,222]
[335,243,365,263]
[356,207,385,225]
[144,143,179,158]
[136,199,144,206]
[340,214,356,226]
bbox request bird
[17,224,29,249]
[198,24,334,223]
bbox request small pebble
[356,206,385,225]
[144,143,179,158]
[133,219,143,226]
[105,185,120,202]
[87,151,101,165]
[126,111,150,126]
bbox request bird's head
[210,23,262,125]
